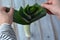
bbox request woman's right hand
[41,0,60,19]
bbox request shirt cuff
[0,23,12,33]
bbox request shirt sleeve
[0,23,17,40]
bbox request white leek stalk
[24,25,31,37]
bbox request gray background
[0,0,60,40]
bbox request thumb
[8,8,14,16]
[41,3,54,14]
[41,3,52,10]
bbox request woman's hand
[0,7,14,25]
[41,0,60,19]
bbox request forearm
[0,23,17,40]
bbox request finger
[47,0,52,4]
[8,8,14,16]
[41,3,52,10]
[0,7,4,11]
[2,7,6,12]
[0,7,6,13]
[53,0,59,4]
[46,0,49,2]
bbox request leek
[6,3,46,37]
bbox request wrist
[0,20,12,25]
